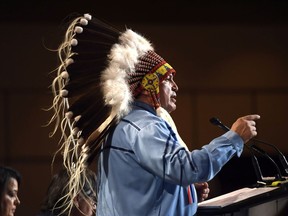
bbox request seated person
[36,168,96,216]
[0,166,21,216]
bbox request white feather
[101,29,154,119]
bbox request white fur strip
[101,29,154,119]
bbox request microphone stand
[249,144,285,182]
[249,138,288,175]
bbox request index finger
[242,114,261,120]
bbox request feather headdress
[48,13,175,212]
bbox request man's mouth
[171,96,177,102]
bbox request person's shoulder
[125,108,161,123]
[121,109,167,133]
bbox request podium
[197,183,288,216]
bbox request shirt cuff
[223,130,244,157]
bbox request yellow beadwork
[141,63,174,94]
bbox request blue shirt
[96,101,243,216]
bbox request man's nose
[172,81,178,91]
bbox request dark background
[1,1,288,215]
[2,0,288,24]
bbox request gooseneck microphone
[209,117,268,183]
[209,117,287,184]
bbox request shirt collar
[133,100,157,115]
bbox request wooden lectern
[197,183,288,216]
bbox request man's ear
[137,91,156,106]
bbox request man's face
[159,73,178,113]
[0,178,20,216]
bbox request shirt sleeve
[131,119,244,187]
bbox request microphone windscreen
[209,117,220,126]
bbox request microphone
[209,117,230,132]
[209,117,287,184]
[209,117,266,184]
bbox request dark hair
[40,168,96,216]
[0,166,22,198]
